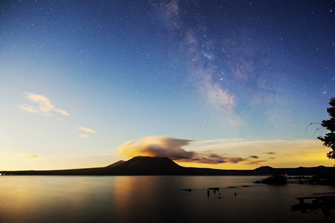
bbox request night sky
[1,0,335,170]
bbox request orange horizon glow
[1,138,334,171]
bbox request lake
[0,176,334,223]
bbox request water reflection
[0,176,334,223]
[112,176,192,222]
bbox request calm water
[0,176,334,223]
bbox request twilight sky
[1,0,335,170]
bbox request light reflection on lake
[0,176,334,223]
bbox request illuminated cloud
[117,136,194,160]
[27,154,39,159]
[116,136,248,164]
[19,92,69,116]
[78,127,96,138]
[18,104,39,113]
[79,127,96,133]
[0,153,39,160]
[186,138,330,167]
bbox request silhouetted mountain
[2,156,335,176]
[106,160,126,168]
[107,156,190,175]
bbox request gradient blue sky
[1,0,334,170]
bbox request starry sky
[1,0,335,170]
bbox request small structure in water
[208,187,219,194]
[254,174,287,185]
[208,187,219,191]
[292,192,335,217]
[182,189,192,192]
[295,192,335,204]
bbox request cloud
[26,154,39,159]
[116,136,247,164]
[243,155,266,165]
[188,138,333,166]
[249,155,259,159]
[78,127,96,138]
[117,136,194,160]
[19,92,69,116]
[117,136,331,167]
[79,127,96,133]
[18,104,39,113]
[225,157,245,163]
[185,153,246,164]
[0,153,39,160]
[244,160,267,165]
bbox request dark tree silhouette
[318,97,335,159]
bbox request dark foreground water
[0,176,334,223]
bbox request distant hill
[2,156,335,176]
[105,160,126,168]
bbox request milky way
[1,0,334,170]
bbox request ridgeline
[2,156,335,176]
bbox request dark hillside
[108,156,190,175]
[106,160,126,168]
[2,156,335,176]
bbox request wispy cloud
[185,138,329,167]
[79,127,96,133]
[19,92,69,117]
[78,127,96,138]
[0,153,39,160]
[187,138,323,154]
